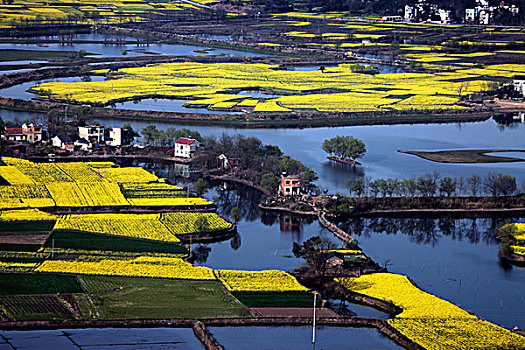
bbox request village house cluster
[1,123,135,153]
[404,0,451,23]
[465,0,519,24]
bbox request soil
[399,149,525,164]
[0,232,49,245]
[251,307,338,318]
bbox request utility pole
[312,292,317,350]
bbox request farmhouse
[1,127,25,142]
[174,137,200,158]
[21,123,43,143]
[78,125,104,144]
[279,174,302,196]
[513,75,525,96]
[52,134,79,152]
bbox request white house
[52,134,78,152]
[78,125,104,144]
[174,137,200,158]
[74,137,91,151]
[106,127,122,147]
[513,75,525,96]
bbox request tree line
[345,172,521,198]
[141,125,202,147]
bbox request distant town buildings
[465,0,519,24]
[404,0,451,23]
[174,137,200,158]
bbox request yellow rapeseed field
[337,273,525,350]
[216,269,309,292]
[30,61,509,113]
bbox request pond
[208,326,403,349]
[0,76,105,100]
[0,38,267,58]
[108,98,244,115]
[0,328,204,350]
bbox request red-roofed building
[174,137,200,158]
[1,127,25,142]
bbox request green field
[0,220,55,232]
[0,273,83,295]
[46,230,188,255]
[78,276,253,319]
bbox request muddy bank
[193,321,224,350]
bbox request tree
[193,178,209,196]
[322,135,366,164]
[467,174,482,196]
[496,174,516,196]
[385,178,399,196]
[483,172,500,196]
[261,173,279,193]
[401,178,417,197]
[230,207,242,224]
[345,178,364,197]
[193,244,211,263]
[439,176,457,196]
[369,179,381,197]
[194,215,209,233]
[141,125,160,145]
[417,174,437,197]
[292,236,337,277]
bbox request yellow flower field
[337,273,525,350]
[36,256,216,280]
[0,158,210,209]
[216,269,309,292]
[55,213,180,242]
[161,212,232,234]
[127,198,212,207]
[95,167,159,183]
[0,166,35,185]
[29,61,509,113]
[0,208,56,221]
[0,0,209,28]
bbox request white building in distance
[174,137,200,158]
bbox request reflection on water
[339,217,513,247]
[209,326,402,350]
[0,328,204,350]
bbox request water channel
[0,38,267,58]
